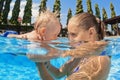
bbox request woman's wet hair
[69,13,105,40]
[95,17,105,40]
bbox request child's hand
[21,35,27,39]
[62,41,108,58]
[7,34,18,38]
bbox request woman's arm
[45,58,76,79]
[28,55,71,79]
[27,43,63,62]
[35,61,68,79]
[62,41,108,58]
[45,61,68,79]
[35,62,54,80]
[27,53,60,62]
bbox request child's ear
[40,27,46,35]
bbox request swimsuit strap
[100,51,106,55]
[72,58,88,73]
[73,66,80,73]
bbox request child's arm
[7,34,19,38]
[7,34,27,39]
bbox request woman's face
[67,21,99,42]
[68,23,90,42]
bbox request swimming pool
[0,36,120,80]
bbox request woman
[28,12,110,80]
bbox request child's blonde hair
[34,10,60,30]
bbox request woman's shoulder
[87,56,110,66]
[90,56,111,68]
[91,56,110,62]
[99,56,111,65]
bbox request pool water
[105,37,120,80]
[0,36,120,80]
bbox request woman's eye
[69,33,77,37]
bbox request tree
[86,0,93,14]
[95,4,100,19]
[0,0,5,13]
[66,8,72,25]
[22,0,32,25]
[0,0,4,24]
[39,0,47,14]
[0,13,3,24]
[2,0,12,24]
[110,3,116,18]
[53,0,61,20]
[110,3,117,35]
[102,8,108,21]
[75,0,83,14]
[9,0,21,25]
[102,8,108,30]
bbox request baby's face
[44,22,61,41]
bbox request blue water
[104,37,120,80]
[0,36,120,80]
[0,36,49,55]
